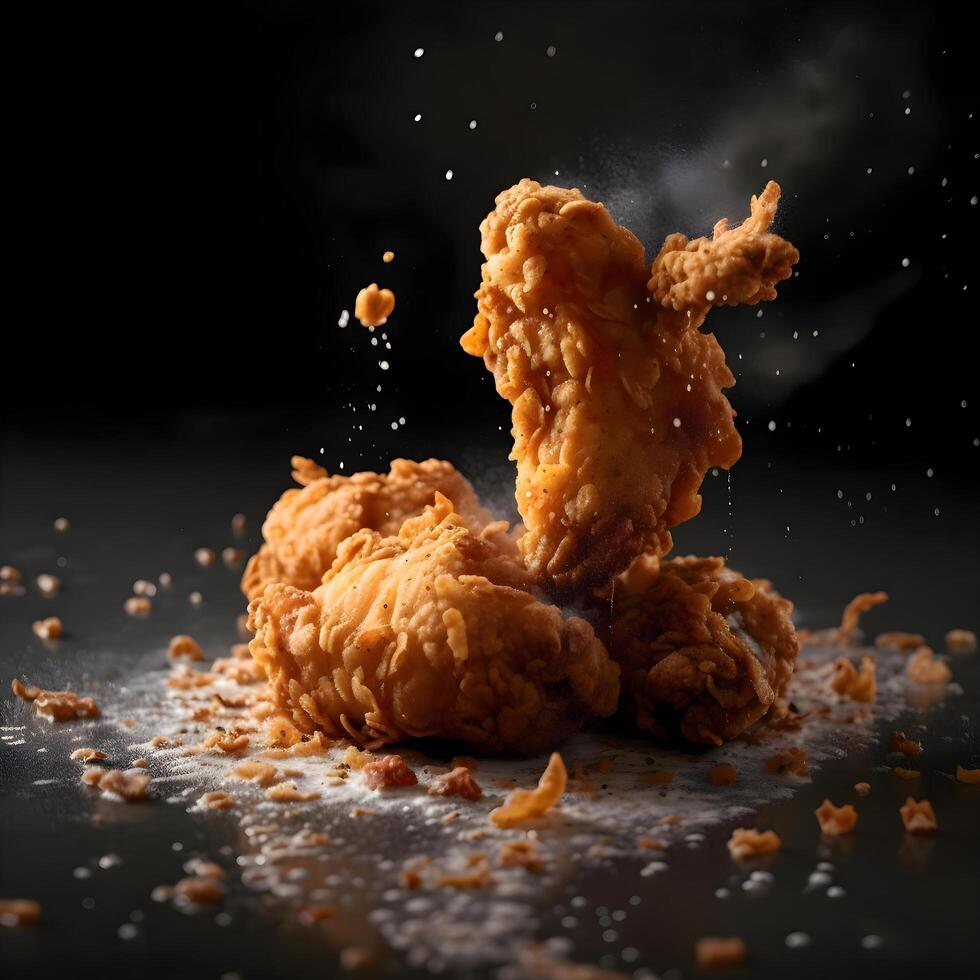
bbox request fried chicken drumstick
[462,180,798,600]
[242,456,491,600]
[598,554,798,745]
[248,494,620,754]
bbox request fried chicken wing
[247,494,619,754]
[462,179,798,599]
[599,554,798,745]
[242,457,492,600]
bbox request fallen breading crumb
[363,755,418,790]
[836,591,888,643]
[150,735,169,749]
[490,753,567,828]
[945,629,977,654]
[499,840,545,872]
[195,548,216,567]
[639,771,675,786]
[708,763,738,786]
[36,574,61,595]
[400,856,430,890]
[854,781,872,795]
[183,858,225,878]
[637,837,666,850]
[382,250,395,263]
[298,904,336,924]
[230,760,279,787]
[212,656,265,685]
[727,827,781,859]
[166,876,226,905]
[764,747,809,777]
[265,781,320,803]
[199,790,235,810]
[202,729,250,754]
[70,748,105,762]
[82,768,151,801]
[0,899,41,928]
[32,617,62,640]
[695,936,747,970]
[266,716,304,747]
[875,631,925,651]
[888,731,923,757]
[660,814,683,826]
[130,758,146,767]
[906,646,952,684]
[815,799,858,835]
[350,806,378,818]
[124,596,151,616]
[354,282,396,327]
[831,655,877,701]
[169,635,205,661]
[428,766,483,801]
[956,766,980,784]
[436,856,494,890]
[893,767,921,780]
[1,565,23,584]
[900,797,938,834]
[11,678,100,721]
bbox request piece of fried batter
[247,494,619,754]
[242,457,492,600]
[462,179,798,599]
[598,554,798,745]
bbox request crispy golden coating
[597,555,798,745]
[242,456,492,600]
[462,179,797,599]
[247,495,619,754]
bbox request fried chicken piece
[462,179,797,598]
[242,456,494,600]
[247,494,619,754]
[597,554,798,745]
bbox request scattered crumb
[230,761,279,787]
[363,754,418,790]
[708,763,738,786]
[1,565,23,584]
[906,646,952,684]
[202,730,251,754]
[124,596,151,616]
[695,936,747,971]
[199,790,235,810]
[637,837,666,850]
[831,655,876,701]
[32,617,62,640]
[893,767,921,780]
[169,634,205,661]
[170,876,225,905]
[354,282,396,327]
[660,814,683,826]
[428,766,483,801]
[11,678,100,721]
[837,591,888,642]
[955,766,980,784]
[490,753,567,828]
[83,768,151,801]
[854,781,871,796]
[195,548,216,567]
[266,716,305,748]
[436,856,494,890]
[499,840,544,873]
[888,731,923,757]
[0,899,41,928]
[222,547,244,566]
[815,799,858,835]
[70,747,105,762]
[900,797,938,834]
[945,629,977,654]
[764,747,809,777]
[265,781,320,803]
[183,858,225,878]
[875,631,925,651]
[350,806,378,818]
[382,250,395,263]
[130,758,146,767]
[400,857,430,890]
[36,574,61,595]
[727,828,781,860]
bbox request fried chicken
[242,456,493,600]
[247,494,619,754]
[461,179,798,599]
[597,554,798,745]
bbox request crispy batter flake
[815,799,858,836]
[489,753,567,828]
[900,797,938,834]
[727,827,781,860]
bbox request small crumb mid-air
[354,283,396,327]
